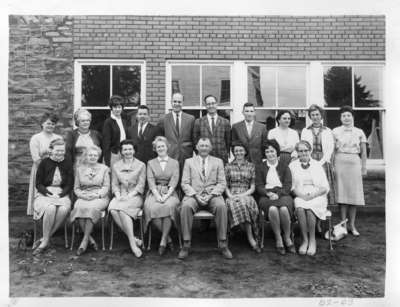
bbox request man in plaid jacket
[193,95,231,164]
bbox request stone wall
[8,15,74,207]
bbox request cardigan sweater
[35,157,74,197]
[255,159,292,197]
[102,117,129,166]
[65,128,102,163]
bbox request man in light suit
[231,102,269,165]
[193,95,231,164]
[158,92,195,171]
[178,138,232,260]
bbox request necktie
[139,123,143,138]
[202,158,206,177]
[211,116,216,134]
[175,113,180,136]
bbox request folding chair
[33,217,69,249]
[70,211,106,251]
[109,209,144,250]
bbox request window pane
[112,66,141,107]
[171,66,200,106]
[248,66,275,107]
[325,110,383,159]
[324,66,352,107]
[354,67,383,108]
[82,65,110,107]
[184,109,202,120]
[202,66,231,107]
[278,67,306,108]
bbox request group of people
[27,92,367,259]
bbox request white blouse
[265,160,282,189]
[268,127,299,154]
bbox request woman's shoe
[276,246,286,255]
[76,247,86,256]
[167,241,175,252]
[251,244,262,254]
[32,245,47,256]
[349,228,360,236]
[298,243,308,255]
[158,245,166,256]
[32,239,42,250]
[286,244,297,254]
[89,241,99,251]
[135,238,143,248]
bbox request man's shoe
[178,246,189,260]
[220,247,233,259]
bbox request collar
[207,113,217,121]
[307,124,326,130]
[50,156,64,163]
[158,156,169,163]
[245,120,254,126]
[139,121,148,128]
[232,158,247,166]
[172,111,182,118]
[110,113,122,121]
[266,160,279,168]
[198,155,209,162]
[77,129,90,136]
[342,125,354,132]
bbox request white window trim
[74,59,146,112]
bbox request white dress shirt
[172,111,182,130]
[245,120,254,136]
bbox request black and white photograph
[2,0,400,306]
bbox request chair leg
[147,224,152,251]
[70,221,75,251]
[33,219,37,249]
[260,211,265,249]
[328,217,333,251]
[140,217,144,243]
[109,218,114,250]
[102,217,105,251]
[64,221,68,249]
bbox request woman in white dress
[289,140,330,256]
[268,110,299,168]
[28,112,61,216]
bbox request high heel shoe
[76,246,86,256]
[135,238,143,248]
[89,240,99,251]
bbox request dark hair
[295,140,312,152]
[119,139,138,153]
[339,105,354,117]
[203,94,217,103]
[137,105,150,113]
[231,141,248,156]
[275,110,292,125]
[49,137,65,149]
[242,102,255,110]
[262,139,281,157]
[109,95,124,109]
[307,104,325,118]
[40,112,59,126]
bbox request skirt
[144,191,180,230]
[226,195,259,238]
[279,152,293,169]
[323,162,336,205]
[334,153,365,206]
[33,187,71,220]
[70,197,109,224]
[108,195,143,219]
[258,195,294,217]
[27,163,38,216]
[294,186,328,220]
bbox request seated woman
[70,145,110,256]
[108,140,145,258]
[256,139,295,255]
[289,140,330,256]
[225,142,260,253]
[32,138,73,255]
[144,136,180,256]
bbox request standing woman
[332,106,367,236]
[65,108,102,166]
[102,95,128,167]
[28,112,61,216]
[108,140,146,258]
[32,138,73,255]
[70,146,110,255]
[301,104,335,206]
[144,136,180,256]
[268,110,299,168]
[225,142,261,253]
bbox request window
[167,62,233,121]
[323,64,384,159]
[247,64,308,132]
[74,60,146,132]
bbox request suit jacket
[102,117,129,167]
[127,122,161,164]
[65,128,102,163]
[255,160,292,198]
[231,120,268,165]
[193,115,231,164]
[181,155,226,197]
[158,112,195,167]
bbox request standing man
[178,138,232,260]
[127,105,161,164]
[158,92,195,171]
[231,102,268,165]
[193,95,231,164]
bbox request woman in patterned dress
[225,142,261,253]
[32,138,73,255]
[27,112,61,216]
[256,139,295,255]
[268,110,299,168]
[70,145,110,255]
[333,106,367,236]
[108,139,146,258]
[144,136,180,256]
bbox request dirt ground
[9,213,385,297]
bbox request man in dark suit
[231,102,268,165]
[193,95,231,164]
[158,92,195,171]
[127,105,161,164]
